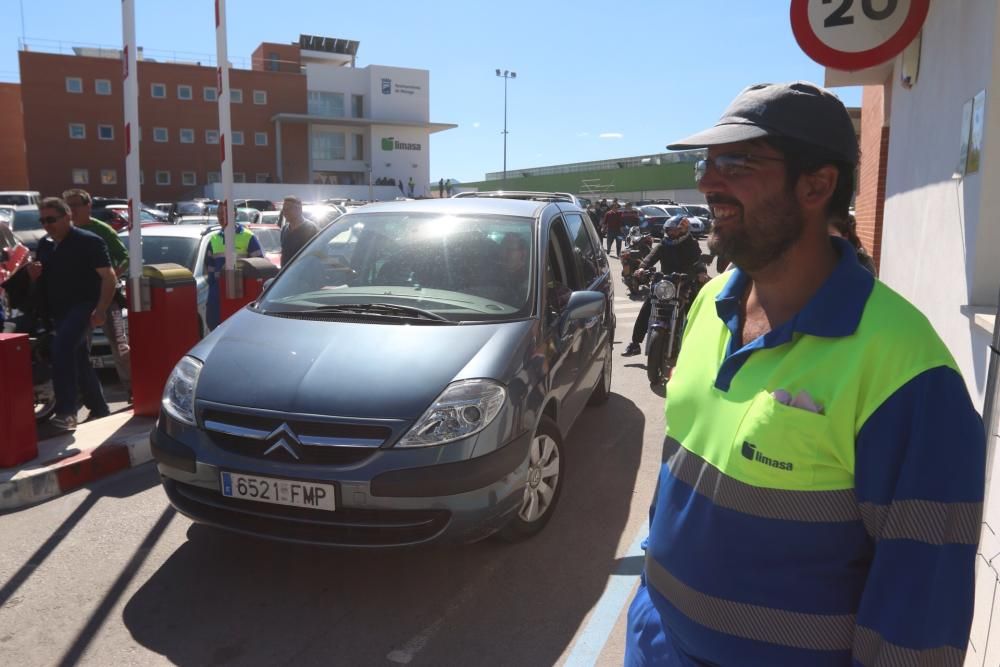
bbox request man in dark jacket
[279,195,319,266]
[622,215,707,356]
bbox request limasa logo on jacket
[741,442,794,471]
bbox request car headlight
[162,356,203,425]
[397,379,506,447]
[653,280,677,300]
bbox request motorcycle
[619,227,654,296]
[645,271,701,386]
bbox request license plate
[220,471,336,511]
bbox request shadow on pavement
[121,395,646,666]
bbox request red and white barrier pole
[215,0,236,295]
[122,0,144,311]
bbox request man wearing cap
[625,82,984,666]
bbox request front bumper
[151,421,531,548]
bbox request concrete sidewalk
[0,411,155,511]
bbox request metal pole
[215,0,236,297]
[502,75,507,186]
[122,0,144,311]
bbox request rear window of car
[253,228,280,253]
[13,209,41,231]
[130,235,201,271]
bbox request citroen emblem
[262,423,301,460]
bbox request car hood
[191,308,533,419]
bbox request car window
[260,211,536,322]
[561,213,600,286]
[253,228,281,253]
[130,235,201,272]
[0,195,30,206]
[13,209,41,231]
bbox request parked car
[679,204,712,236]
[258,210,282,226]
[247,223,282,267]
[152,196,615,547]
[118,225,213,336]
[94,204,164,231]
[301,203,343,228]
[0,191,41,207]
[235,199,277,212]
[7,206,45,251]
[0,223,30,320]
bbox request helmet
[661,215,691,245]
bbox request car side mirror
[559,290,605,337]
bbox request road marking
[562,529,646,666]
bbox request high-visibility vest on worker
[626,237,984,666]
[209,226,255,257]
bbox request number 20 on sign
[790,0,930,71]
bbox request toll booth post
[218,258,278,323]
[0,333,37,466]
[128,264,199,417]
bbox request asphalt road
[0,242,714,666]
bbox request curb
[0,413,155,512]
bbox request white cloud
[599,132,624,140]
[472,121,481,128]
[576,131,590,137]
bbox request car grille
[165,479,451,547]
[201,408,391,466]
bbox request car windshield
[13,208,41,231]
[176,202,205,216]
[259,211,535,322]
[132,235,201,272]
[253,227,281,253]
[0,194,30,206]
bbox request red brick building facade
[12,46,309,201]
[0,83,29,189]
[854,83,890,272]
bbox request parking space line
[562,529,645,666]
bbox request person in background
[204,204,263,330]
[625,81,985,666]
[829,212,877,275]
[62,188,131,394]
[602,201,624,256]
[279,195,318,266]
[28,197,115,430]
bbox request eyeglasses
[39,215,66,225]
[694,153,785,182]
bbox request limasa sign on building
[381,137,422,151]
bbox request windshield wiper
[265,302,451,322]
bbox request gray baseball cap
[667,81,858,164]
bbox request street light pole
[496,69,516,187]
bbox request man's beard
[707,190,806,273]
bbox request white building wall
[880,0,999,412]
[370,125,430,197]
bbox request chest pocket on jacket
[728,391,834,489]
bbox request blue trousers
[52,303,108,417]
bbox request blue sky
[2,0,859,184]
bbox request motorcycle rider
[622,215,707,356]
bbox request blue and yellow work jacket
[626,237,985,666]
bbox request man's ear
[795,166,838,213]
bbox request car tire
[496,416,564,542]
[588,337,612,406]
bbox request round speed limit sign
[791,0,930,71]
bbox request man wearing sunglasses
[626,82,984,666]
[26,197,115,430]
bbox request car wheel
[496,416,563,542]
[588,337,612,406]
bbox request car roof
[358,197,548,217]
[120,224,215,238]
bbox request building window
[232,131,244,146]
[68,123,86,139]
[353,133,364,160]
[255,173,270,183]
[101,169,118,185]
[179,128,195,144]
[204,86,217,102]
[230,89,243,103]
[181,171,197,186]
[95,79,112,95]
[177,85,193,100]
[352,94,364,118]
[267,52,279,71]
[207,171,221,184]
[97,124,114,141]
[311,131,345,160]
[255,131,268,146]
[153,127,169,143]
[151,83,167,98]
[72,168,88,185]
[233,173,246,183]
[307,91,345,117]
[155,171,171,185]
[253,90,267,105]
[205,129,219,144]
[66,77,83,94]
